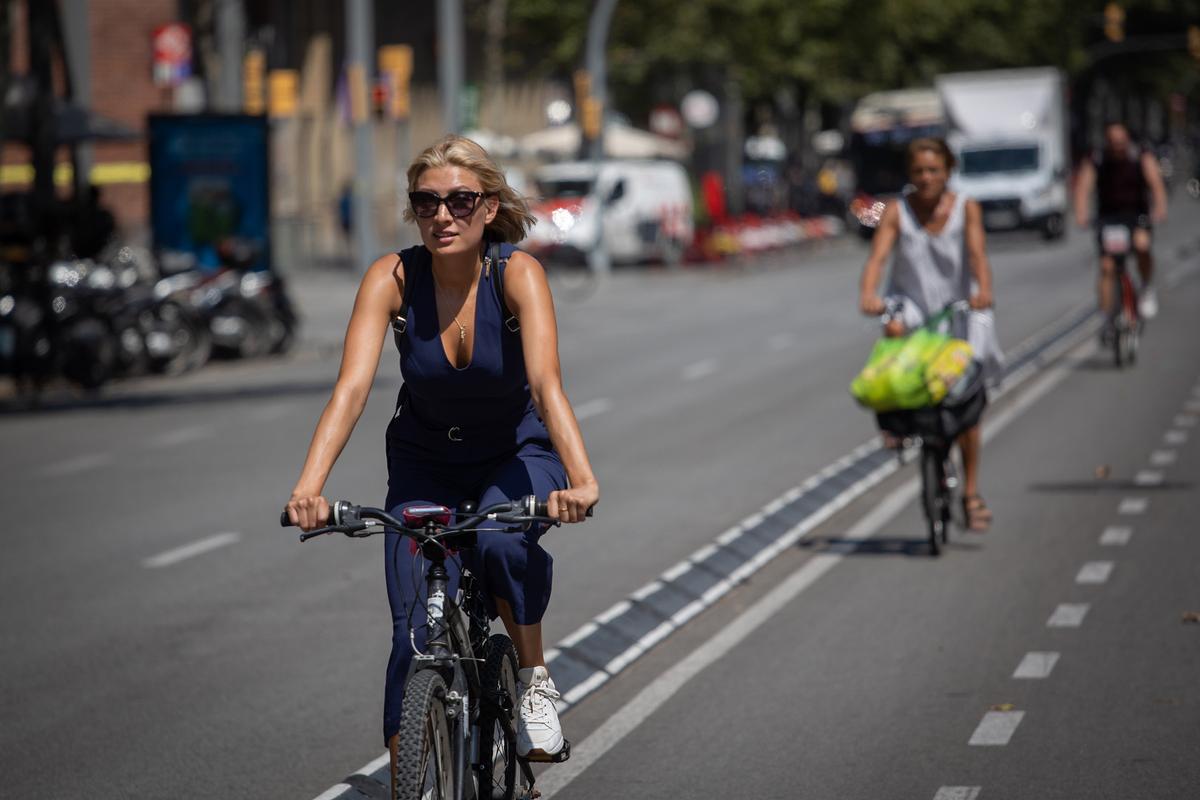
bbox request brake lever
[298,520,369,542]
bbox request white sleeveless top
[886,190,1004,381]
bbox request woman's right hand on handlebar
[286,493,331,532]
[860,293,886,316]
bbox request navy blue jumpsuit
[382,243,567,742]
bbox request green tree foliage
[491,0,1198,121]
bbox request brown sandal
[963,495,992,532]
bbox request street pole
[347,0,377,267]
[214,0,245,112]
[61,0,92,200]
[437,0,464,133]
[584,0,618,275]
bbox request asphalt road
[1,206,1197,798]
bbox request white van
[523,160,694,266]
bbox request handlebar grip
[533,498,595,518]
[280,509,293,527]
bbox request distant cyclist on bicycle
[1072,121,1169,324]
[858,137,1003,532]
[285,135,599,765]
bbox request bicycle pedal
[519,739,571,764]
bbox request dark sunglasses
[408,190,486,219]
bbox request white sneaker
[1139,285,1158,319]
[516,666,564,758]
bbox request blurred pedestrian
[1072,121,1169,323]
[857,137,1001,531]
[286,135,599,774]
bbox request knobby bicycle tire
[476,634,520,800]
[392,670,454,800]
[920,447,945,556]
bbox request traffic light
[1104,3,1124,43]
[1189,25,1200,61]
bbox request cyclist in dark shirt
[1073,122,1168,320]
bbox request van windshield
[537,179,593,198]
[960,146,1039,176]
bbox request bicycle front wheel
[476,634,520,800]
[920,446,945,557]
[392,670,454,800]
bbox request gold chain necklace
[451,315,467,342]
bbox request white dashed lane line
[1118,497,1148,515]
[1185,399,1200,413]
[1149,449,1177,467]
[1165,429,1188,446]
[573,397,614,421]
[38,452,113,477]
[934,788,981,800]
[1075,561,1114,585]
[1013,651,1060,679]
[680,358,718,381]
[968,710,1025,746]
[148,425,213,449]
[142,532,241,568]
[1047,603,1090,628]
[1173,414,1197,428]
[1134,470,1163,486]
[1100,525,1133,546]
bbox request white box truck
[935,67,1068,239]
[523,160,694,266]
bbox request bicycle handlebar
[279,496,592,543]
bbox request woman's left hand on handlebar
[549,482,599,524]
[969,287,993,310]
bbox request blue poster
[148,114,271,272]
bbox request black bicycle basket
[875,361,987,443]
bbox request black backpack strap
[488,242,520,333]
[391,248,419,336]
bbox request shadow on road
[1028,479,1193,493]
[799,535,984,558]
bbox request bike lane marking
[1013,651,1060,680]
[1046,603,1089,628]
[681,358,718,381]
[1149,450,1176,467]
[934,788,981,800]
[1099,526,1132,546]
[968,711,1025,746]
[142,532,240,568]
[147,424,213,449]
[1117,497,1148,515]
[1075,561,1114,584]
[573,397,613,421]
[37,452,113,477]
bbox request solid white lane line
[309,753,392,800]
[1076,561,1114,584]
[38,452,113,477]
[768,332,797,351]
[681,358,718,381]
[1100,526,1133,546]
[142,532,240,568]
[934,788,981,800]
[149,425,212,449]
[1013,651,1060,679]
[1134,470,1163,486]
[1174,414,1198,428]
[1165,429,1188,446]
[537,483,918,797]
[969,711,1025,746]
[1118,497,1148,515]
[1149,449,1177,467]
[1047,603,1090,628]
[574,397,614,421]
